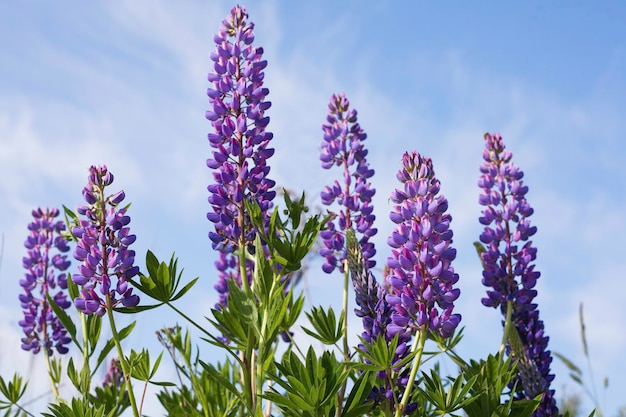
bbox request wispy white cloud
[0,1,624,414]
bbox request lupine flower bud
[319,93,377,274]
[346,230,413,413]
[206,5,276,307]
[103,358,124,389]
[478,133,558,416]
[71,165,139,316]
[19,207,72,355]
[385,152,461,339]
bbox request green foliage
[245,192,324,274]
[128,251,199,310]
[419,368,478,416]
[42,398,111,417]
[264,347,348,417]
[302,306,344,346]
[0,373,28,417]
[460,353,540,417]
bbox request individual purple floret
[385,151,461,340]
[205,5,276,307]
[319,93,377,274]
[71,165,139,316]
[478,132,558,416]
[19,207,72,355]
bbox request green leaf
[66,273,80,303]
[145,250,159,278]
[117,321,136,341]
[0,374,27,405]
[171,276,199,301]
[199,361,244,403]
[86,313,103,356]
[473,241,487,269]
[94,339,117,375]
[302,306,343,345]
[67,358,81,392]
[46,293,80,350]
[341,371,374,417]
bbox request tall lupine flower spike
[71,165,140,316]
[478,132,559,417]
[206,5,276,307]
[385,152,461,340]
[319,93,377,274]
[19,207,72,355]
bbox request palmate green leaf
[129,251,198,306]
[0,374,27,405]
[207,282,259,350]
[267,347,346,416]
[128,350,175,386]
[245,196,322,274]
[354,333,398,372]
[302,306,343,345]
[42,397,110,417]
[420,369,478,415]
[461,353,522,417]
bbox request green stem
[106,306,140,417]
[394,328,427,417]
[238,243,250,294]
[43,350,59,399]
[80,312,91,399]
[336,265,351,417]
[500,300,513,359]
[256,277,276,411]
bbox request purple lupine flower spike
[478,133,559,417]
[206,5,276,307]
[385,152,461,340]
[19,207,72,355]
[319,93,377,274]
[71,165,139,316]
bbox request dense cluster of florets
[206,5,276,307]
[478,133,558,417]
[319,93,377,274]
[71,165,139,316]
[385,152,461,340]
[19,208,72,355]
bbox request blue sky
[1,1,625,415]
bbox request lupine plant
[0,5,603,417]
[19,207,72,397]
[476,133,559,417]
